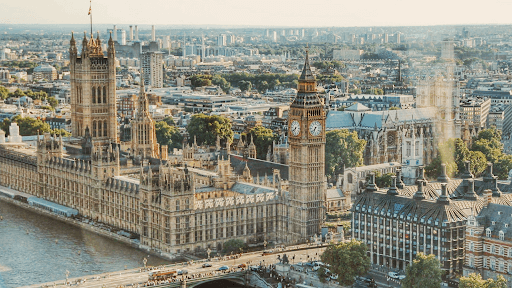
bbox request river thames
[0,200,170,288]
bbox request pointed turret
[291,47,321,108]
[82,31,88,57]
[299,48,315,82]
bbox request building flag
[88,0,91,15]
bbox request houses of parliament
[0,32,329,254]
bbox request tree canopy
[0,86,9,100]
[162,116,175,126]
[247,126,277,160]
[48,97,58,109]
[155,121,183,151]
[459,273,507,288]
[320,240,371,286]
[222,239,245,254]
[401,253,442,288]
[186,114,233,146]
[325,129,366,180]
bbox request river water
[0,200,170,288]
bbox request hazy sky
[1,0,512,27]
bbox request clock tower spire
[287,48,326,243]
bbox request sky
[2,0,512,27]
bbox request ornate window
[486,228,492,238]
[469,241,474,252]
[176,200,180,211]
[92,88,96,103]
[500,231,505,241]
[103,120,107,137]
[103,86,107,103]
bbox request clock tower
[287,49,326,243]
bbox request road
[24,245,327,288]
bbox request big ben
[288,49,326,242]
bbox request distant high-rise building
[272,31,277,43]
[141,51,164,88]
[300,29,305,39]
[69,32,117,144]
[117,29,126,45]
[217,34,226,47]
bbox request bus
[148,270,178,281]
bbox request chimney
[492,176,501,197]
[464,179,478,201]
[437,183,450,205]
[461,160,473,179]
[135,25,139,41]
[483,189,492,207]
[396,169,404,189]
[413,180,425,200]
[437,163,450,183]
[365,173,378,193]
[129,25,134,41]
[152,25,156,41]
[387,176,399,196]
[113,25,117,43]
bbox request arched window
[92,121,97,137]
[97,121,102,137]
[185,199,189,210]
[176,200,180,211]
[103,120,107,137]
[500,231,505,241]
[486,228,492,238]
[92,88,96,103]
[103,86,107,103]
[348,173,353,184]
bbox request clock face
[309,121,322,136]
[291,120,300,136]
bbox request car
[218,265,229,271]
[358,276,373,283]
[250,265,260,271]
[312,266,321,271]
[388,272,405,280]
[238,263,247,268]
[177,269,188,275]
[202,263,212,268]
[330,274,338,280]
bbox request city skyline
[2,0,512,27]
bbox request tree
[11,116,52,136]
[317,267,328,283]
[0,86,9,100]
[247,126,277,160]
[471,127,503,163]
[48,97,58,109]
[401,253,442,288]
[189,74,212,88]
[389,106,400,110]
[320,240,371,286]
[186,114,233,146]
[52,128,71,137]
[239,80,252,92]
[212,75,231,94]
[459,273,507,288]
[155,121,183,151]
[325,129,366,180]
[425,138,471,179]
[0,118,10,135]
[162,116,175,126]
[375,172,394,187]
[495,155,512,180]
[222,239,245,254]
[468,150,487,177]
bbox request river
[0,200,170,288]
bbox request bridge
[24,245,325,288]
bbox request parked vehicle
[202,263,212,268]
[218,265,229,271]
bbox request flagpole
[89,0,92,37]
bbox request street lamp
[65,270,69,285]
[264,240,268,250]
[143,257,148,269]
[207,248,212,260]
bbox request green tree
[375,172,394,187]
[247,126,277,160]
[0,118,10,135]
[389,106,400,110]
[222,239,245,254]
[468,150,487,177]
[459,273,507,288]
[162,116,175,126]
[186,114,233,146]
[401,253,442,288]
[320,240,371,286]
[325,129,366,180]
[495,155,512,180]
[212,75,231,94]
[0,86,9,100]
[317,267,329,283]
[239,80,252,92]
[189,74,212,88]
[155,121,183,151]
[11,88,25,98]
[48,97,58,109]
[11,115,52,136]
[52,128,71,137]
[425,138,472,178]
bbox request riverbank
[0,195,180,262]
